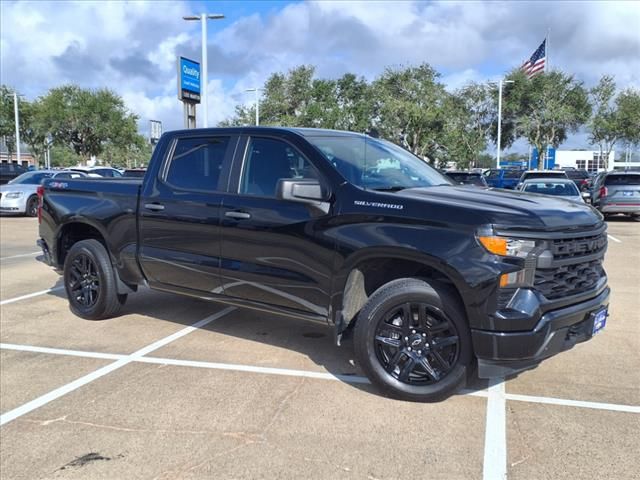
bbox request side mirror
[276,179,330,213]
[581,191,591,201]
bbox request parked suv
[38,127,610,401]
[0,163,27,185]
[444,171,488,187]
[591,171,640,218]
[562,169,590,191]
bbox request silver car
[0,170,87,216]
[592,171,640,218]
[518,178,590,203]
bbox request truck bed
[39,177,144,285]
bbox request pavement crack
[22,417,214,435]
[260,377,306,439]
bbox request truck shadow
[47,283,490,401]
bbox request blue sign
[546,146,556,169]
[178,56,201,103]
[531,147,539,169]
[530,146,555,169]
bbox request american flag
[521,39,546,77]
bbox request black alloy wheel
[63,239,126,320]
[68,253,100,308]
[354,278,472,402]
[374,302,460,385]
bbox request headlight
[477,226,540,288]
[5,191,24,199]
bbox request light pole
[183,13,225,128]
[494,79,514,169]
[13,93,21,164]
[245,88,262,126]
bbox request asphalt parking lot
[0,216,638,479]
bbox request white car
[0,170,87,216]
[518,178,590,203]
[69,166,123,178]
[516,170,568,190]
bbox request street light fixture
[491,79,515,169]
[245,88,262,126]
[183,13,225,128]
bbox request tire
[354,278,472,402]
[63,239,125,320]
[26,195,38,217]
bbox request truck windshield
[306,135,451,191]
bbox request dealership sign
[177,56,201,103]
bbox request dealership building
[553,150,639,172]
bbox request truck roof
[165,126,368,139]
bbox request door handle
[225,211,251,220]
[144,203,165,211]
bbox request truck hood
[397,186,602,230]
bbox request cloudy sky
[1,0,639,150]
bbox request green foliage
[372,64,448,163]
[49,145,83,167]
[616,88,640,149]
[1,84,145,167]
[444,82,495,169]
[38,85,141,163]
[499,70,591,168]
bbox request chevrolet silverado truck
[38,127,610,401]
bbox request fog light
[499,270,528,288]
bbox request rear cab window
[164,136,231,192]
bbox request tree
[0,85,17,155]
[372,64,449,164]
[444,82,495,169]
[615,88,640,158]
[49,145,83,167]
[500,70,591,169]
[38,85,140,164]
[588,75,621,167]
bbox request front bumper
[0,195,27,214]
[472,285,610,378]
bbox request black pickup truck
[38,127,610,401]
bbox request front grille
[534,259,604,300]
[531,227,607,301]
[551,231,607,259]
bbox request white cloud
[1,0,639,146]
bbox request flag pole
[546,28,550,72]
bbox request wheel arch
[56,220,135,295]
[332,248,469,336]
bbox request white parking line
[483,378,507,480]
[4,341,638,415]
[0,286,65,306]
[0,251,40,261]
[505,393,640,414]
[0,343,125,361]
[607,234,622,243]
[0,307,235,427]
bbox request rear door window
[165,137,231,192]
